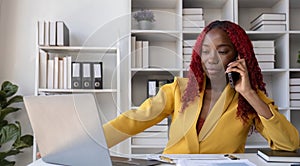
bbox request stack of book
[290,78,300,107]
[38,21,70,46]
[182,39,196,69]
[39,52,103,90]
[131,36,149,68]
[257,148,300,162]
[182,8,205,32]
[252,40,275,69]
[131,118,168,146]
[250,13,286,31]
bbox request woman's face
[201,28,237,80]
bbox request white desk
[28,153,297,166]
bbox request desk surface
[28,153,297,166]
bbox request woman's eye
[218,50,228,55]
[202,50,209,54]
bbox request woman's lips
[206,68,222,74]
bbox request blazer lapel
[198,84,236,142]
[165,78,204,151]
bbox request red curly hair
[181,20,266,125]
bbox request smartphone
[227,71,240,88]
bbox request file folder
[82,63,92,89]
[71,62,82,89]
[92,62,103,89]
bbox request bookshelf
[127,0,300,154]
[35,42,122,158]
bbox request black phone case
[228,72,240,88]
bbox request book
[257,148,300,162]
[183,61,190,69]
[252,24,286,31]
[183,14,203,21]
[251,40,274,48]
[39,50,48,89]
[142,41,149,68]
[63,57,68,89]
[250,20,286,30]
[49,21,57,46]
[183,55,192,61]
[38,21,45,46]
[253,47,275,54]
[56,21,70,46]
[131,36,136,68]
[290,86,300,93]
[290,78,300,85]
[134,131,168,138]
[183,27,204,32]
[145,125,168,132]
[58,59,64,89]
[255,55,275,62]
[183,40,196,47]
[183,20,205,28]
[290,93,300,100]
[183,47,193,54]
[183,8,203,15]
[47,59,54,89]
[66,56,72,89]
[258,62,274,69]
[44,21,50,46]
[132,137,168,145]
[135,41,143,68]
[53,56,59,89]
[250,13,286,27]
[290,100,300,107]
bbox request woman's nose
[207,50,219,64]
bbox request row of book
[131,118,168,146]
[38,20,70,46]
[182,8,205,32]
[182,39,196,68]
[131,36,149,68]
[39,51,72,89]
[252,40,275,69]
[39,51,103,90]
[290,78,300,107]
[250,13,286,31]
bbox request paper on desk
[177,159,256,166]
[147,154,257,166]
[147,154,227,161]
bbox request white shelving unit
[34,45,123,159]
[128,0,300,154]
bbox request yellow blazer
[103,77,299,153]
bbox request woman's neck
[206,77,226,92]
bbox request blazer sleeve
[254,90,300,151]
[103,78,178,148]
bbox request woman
[103,20,299,154]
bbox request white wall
[0,0,130,165]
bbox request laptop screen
[24,94,112,166]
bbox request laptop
[24,94,161,166]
